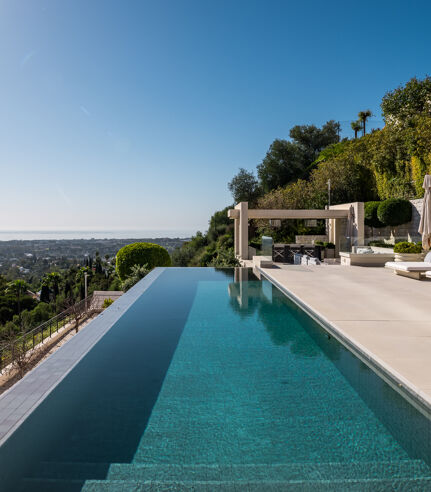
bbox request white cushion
[385,261,431,272]
[425,251,431,263]
[356,247,373,254]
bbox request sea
[0,230,196,241]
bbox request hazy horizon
[0,229,196,241]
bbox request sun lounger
[385,252,431,279]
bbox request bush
[393,241,422,254]
[368,240,393,248]
[122,264,150,292]
[324,242,335,249]
[364,201,384,228]
[116,243,171,281]
[102,298,114,308]
[377,199,412,227]
[208,249,240,267]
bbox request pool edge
[0,267,167,448]
[258,266,431,421]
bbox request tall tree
[358,110,373,136]
[257,121,340,193]
[257,139,303,193]
[6,280,28,319]
[381,76,431,124]
[289,120,341,163]
[351,120,362,139]
[47,272,61,299]
[40,283,50,303]
[228,168,261,205]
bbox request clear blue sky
[0,0,430,234]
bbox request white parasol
[419,174,431,251]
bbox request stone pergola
[228,202,364,260]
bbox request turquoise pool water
[0,268,431,490]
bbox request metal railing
[0,295,94,373]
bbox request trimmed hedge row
[364,199,412,228]
[116,242,171,281]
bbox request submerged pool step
[106,460,431,482]
[82,477,431,491]
[27,461,110,480]
[19,477,87,492]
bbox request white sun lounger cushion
[385,262,431,272]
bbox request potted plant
[393,241,424,262]
[314,240,325,258]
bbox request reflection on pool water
[0,268,430,491]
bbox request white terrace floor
[258,263,431,412]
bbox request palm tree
[351,120,362,139]
[47,272,61,300]
[6,279,29,319]
[358,110,373,136]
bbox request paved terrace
[258,263,431,414]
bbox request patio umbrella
[419,174,431,251]
[345,205,354,250]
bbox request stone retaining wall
[365,199,423,244]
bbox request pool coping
[0,267,166,448]
[258,266,431,421]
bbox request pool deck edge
[258,265,431,419]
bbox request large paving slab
[259,264,431,412]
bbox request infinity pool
[0,268,431,490]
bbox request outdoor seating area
[273,243,323,264]
[385,252,431,280]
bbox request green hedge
[116,242,171,281]
[377,199,412,227]
[364,201,384,228]
[393,241,422,254]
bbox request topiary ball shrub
[393,241,422,254]
[377,199,412,227]
[364,201,384,228]
[116,242,171,281]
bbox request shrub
[122,264,150,292]
[102,298,114,308]
[368,240,393,248]
[314,240,324,246]
[208,249,241,267]
[324,242,335,249]
[393,241,422,254]
[364,201,384,228]
[377,198,412,227]
[116,243,171,281]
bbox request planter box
[394,252,425,262]
[340,252,394,267]
[325,249,335,259]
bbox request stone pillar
[237,202,249,260]
[234,219,240,256]
[355,202,364,246]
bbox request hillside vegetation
[173,76,431,266]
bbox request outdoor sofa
[385,252,431,280]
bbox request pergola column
[234,218,240,256]
[236,202,249,260]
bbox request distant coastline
[0,230,196,241]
